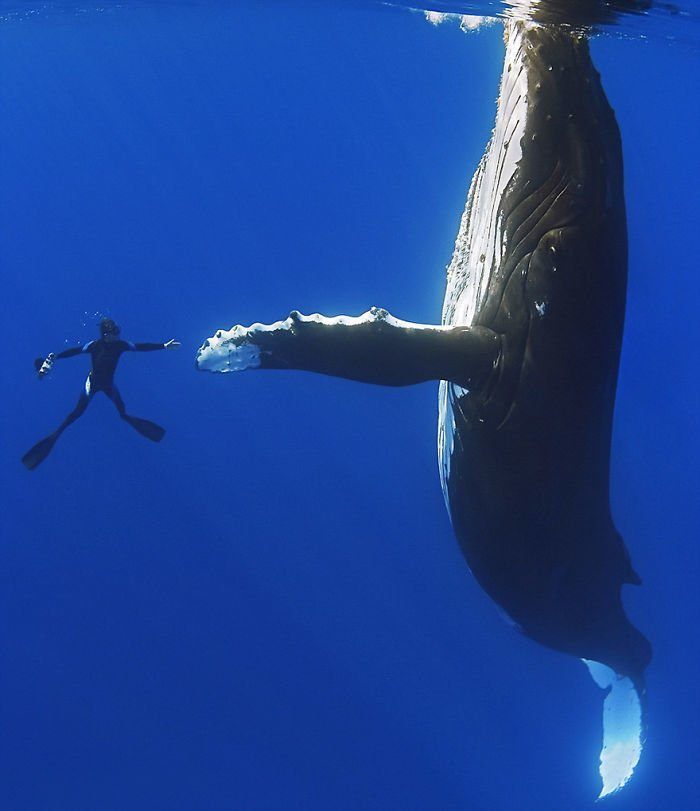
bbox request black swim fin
[123,415,165,442]
[22,433,59,470]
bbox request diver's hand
[164,339,181,350]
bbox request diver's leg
[22,382,92,470]
[56,383,92,433]
[196,308,501,388]
[106,384,127,418]
[106,385,165,442]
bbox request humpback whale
[197,14,649,798]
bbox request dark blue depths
[0,3,698,809]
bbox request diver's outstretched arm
[196,308,500,388]
[34,344,88,377]
[130,340,181,352]
[55,346,86,359]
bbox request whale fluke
[583,659,645,798]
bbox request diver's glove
[34,353,55,378]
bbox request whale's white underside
[438,20,529,504]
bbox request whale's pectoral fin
[197,308,500,389]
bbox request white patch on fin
[582,659,643,799]
[196,325,262,373]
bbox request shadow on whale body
[197,6,650,799]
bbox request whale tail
[583,660,646,799]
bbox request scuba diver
[22,318,181,470]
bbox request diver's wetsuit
[68,338,165,395]
[22,338,168,470]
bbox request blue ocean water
[1,2,698,809]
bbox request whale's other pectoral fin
[196,308,500,388]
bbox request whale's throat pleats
[442,24,529,331]
[438,21,530,501]
[438,22,531,498]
